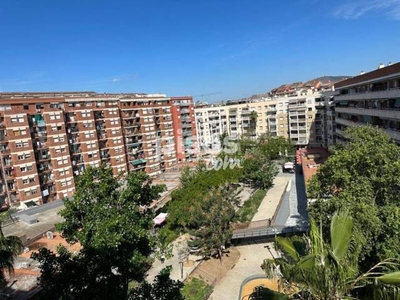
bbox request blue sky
[1,0,400,102]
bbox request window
[53,137,59,143]
[16,143,22,148]
[23,142,29,147]
[111,119,118,125]
[29,177,35,183]
[23,104,29,110]
[82,111,90,117]
[50,115,56,120]
[88,152,96,158]
[18,155,24,160]
[20,167,26,172]
[59,170,65,176]
[22,179,29,184]
[27,165,33,171]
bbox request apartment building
[0,92,195,209]
[170,97,198,162]
[195,94,326,152]
[334,62,400,144]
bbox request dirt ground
[20,232,81,258]
[188,247,240,285]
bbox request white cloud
[112,78,120,83]
[333,0,400,20]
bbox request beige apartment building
[195,94,328,152]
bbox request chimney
[359,71,365,75]
[388,62,393,66]
[378,63,385,69]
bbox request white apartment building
[334,62,400,144]
[195,94,328,152]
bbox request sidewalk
[146,234,201,282]
[208,242,278,300]
[251,176,290,222]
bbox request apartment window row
[24,188,38,197]
[20,165,33,172]
[53,136,66,143]
[86,142,96,149]
[57,158,69,165]
[55,147,67,154]
[49,114,62,120]
[22,177,35,185]
[13,129,27,136]
[88,152,98,158]
[17,153,31,160]
[60,179,73,187]
[51,125,63,132]
[10,116,25,123]
[84,131,96,138]
[58,169,71,176]
[15,141,29,148]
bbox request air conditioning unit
[46,231,54,239]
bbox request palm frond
[331,211,353,261]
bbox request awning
[284,162,294,169]
[153,213,168,225]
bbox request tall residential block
[334,62,400,144]
[0,92,195,209]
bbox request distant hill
[313,76,351,83]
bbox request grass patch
[235,189,267,223]
[181,278,213,300]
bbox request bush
[235,190,267,223]
[181,278,213,300]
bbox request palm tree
[249,111,258,138]
[0,212,23,287]
[263,211,400,300]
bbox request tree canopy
[32,166,174,299]
[263,211,400,300]
[0,212,22,289]
[308,126,400,271]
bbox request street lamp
[177,245,189,280]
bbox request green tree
[48,165,166,299]
[250,111,258,137]
[263,211,400,300]
[0,212,22,288]
[188,185,239,260]
[242,149,278,189]
[32,246,124,300]
[307,126,400,270]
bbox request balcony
[335,106,400,120]
[181,109,190,114]
[0,147,10,155]
[132,159,147,166]
[335,118,364,128]
[335,88,400,101]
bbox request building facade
[195,94,328,152]
[334,62,400,144]
[0,92,196,209]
